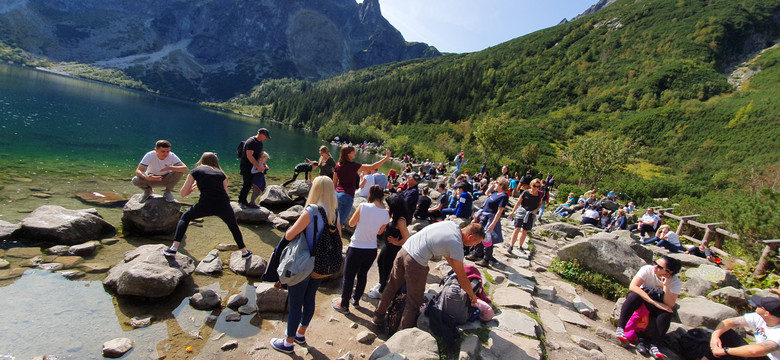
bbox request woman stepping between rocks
[163,152,253,259]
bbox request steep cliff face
[0,0,439,100]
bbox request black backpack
[310,206,343,278]
[236,140,246,159]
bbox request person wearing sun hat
[709,295,780,359]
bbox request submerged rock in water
[15,205,116,245]
[0,220,19,241]
[122,194,182,235]
[75,190,127,206]
[103,244,195,298]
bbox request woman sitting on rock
[271,176,342,353]
[616,255,683,359]
[163,152,252,258]
[604,208,628,232]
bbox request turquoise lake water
[0,63,384,178]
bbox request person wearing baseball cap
[238,128,270,208]
[709,295,780,359]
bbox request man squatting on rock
[132,139,188,203]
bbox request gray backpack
[277,209,315,286]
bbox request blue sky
[364,0,597,53]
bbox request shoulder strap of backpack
[307,205,317,250]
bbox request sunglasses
[654,262,670,273]
[533,185,541,188]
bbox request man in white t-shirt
[355,170,376,198]
[372,221,484,330]
[131,140,189,202]
[637,208,662,238]
[710,295,780,359]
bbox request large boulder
[260,185,294,206]
[278,205,304,222]
[682,277,714,297]
[231,202,271,223]
[707,286,750,308]
[556,232,648,286]
[255,282,289,312]
[16,205,115,244]
[190,289,222,310]
[369,328,439,360]
[229,251,267,277]
[677,297,739,328]
[0,220,19,241]
[685,265,742,288]
[288,181,311,198]
[667,252,712,267]
[535,222,584,238]
[121,194,181,235]
[103,244,196,298]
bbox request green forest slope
[216,0,780,266]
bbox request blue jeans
[538,202,546,220]
[286,275,323,338]
[642,237,660,245]
[336,191,354,227]
[656,240,681,253]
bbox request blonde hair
[306,176,339,226]
[196,152,221,170]
[495,177,510,191]
[659,224,671,231]
[259,151,270,161]
[319,145,330,155]
[617,208,626,217]
[529,178,542,188]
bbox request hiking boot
[163,248,177,257]
[270,338,294,354]
[636,339,649,356]
[241,250,254,259]
[163,191,176,202]
[465,254,479,261]
[616,327,628,343]
[331,299,349,313]
[474,258,490,267]
[649,344,665,359]
[140,189,153,203]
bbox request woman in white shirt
[332,185,389,312]
[616,255,683,359]
[641,225,682,252]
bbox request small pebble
[325,340,334,345]
[221,340,239,351]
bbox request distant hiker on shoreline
[163,152,252,259]
[238,128,270,208]
[132,139,189,203]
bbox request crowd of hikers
[131,134,779,359]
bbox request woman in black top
[367,193,411,299]
[507,178,543,254]
[164,152,252,258]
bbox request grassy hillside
[217,0,780,262]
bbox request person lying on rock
[709,295,780,359]
[616,255,683,359]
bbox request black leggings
[174,201,245,249]
[282,171,310,187]
[341,247,377,305]
[377,243,402,293]
[618,291,673,344]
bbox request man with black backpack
[238,128,270,208]
[372,221,485,331]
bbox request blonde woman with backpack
[271,176,342,354]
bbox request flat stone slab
[539,309,566,333]
[482,329,542,360]
[558,307,589,328]
[507,273,536,293]
[494,309,539,338]
[551,280,577,298]
[5,247,42,259]
[493,286,536,311]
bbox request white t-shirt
[403,221,465,266]
[355,174,376,198]
[583,209,600,219]
[635,264,682,294]
[350,203,390,249]
[139,151,182,176]
[664,231,681,247]
[743,312,780,360]
[640,213,661,227]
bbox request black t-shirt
[191,166,229,203]
[414,196,432,219]
[520,190,542,211]
[520,174,533,185]
[240,136,264,172]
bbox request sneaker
[616,327,627,343]
[350,297,360,307]
[238,202,248,209]
[163,248,177,257]
[517,248,527,255]
[370,315,385,326]
[247,203,260,209]
[649,344,664,359]
[474,259,490,267]
[465,254,478,261]
[636,339,649,356]
[293,334,306,345]
[139,190,153,203]
[241,250,253,259]
[163,191,176,202]
[332,299,349,313]
[270,338,294,354]
[367,288,382,299]
[507,246,513,254]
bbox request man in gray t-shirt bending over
[372,221,485,330]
